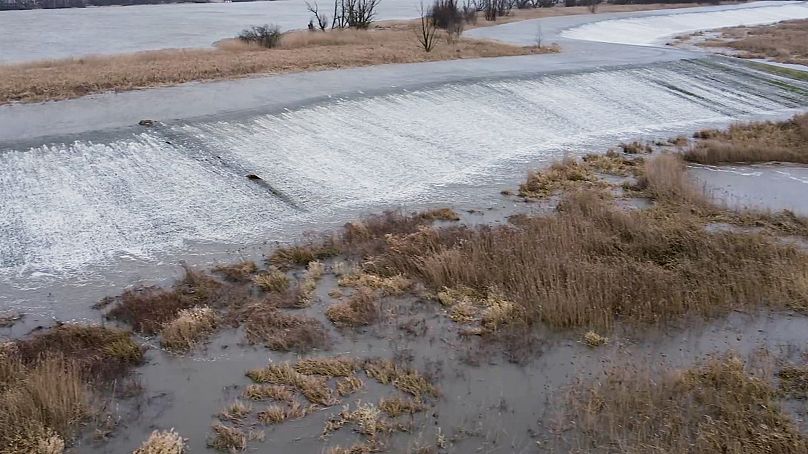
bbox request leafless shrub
[417,2,439,52]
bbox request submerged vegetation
[564,354,808,453]
[7,114,808,452]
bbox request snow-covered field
[562,1,808,46]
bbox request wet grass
[13,324,144,381]
[325,287,380,328]
[685,113,808,164]
[563,355,808,453]
[160,306,217,353]
[106,268,225,335]
[239,302,329,352]
[132,429,186,454]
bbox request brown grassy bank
[684,113,808,164]
[698,18,808,66]
[0,28,549,105]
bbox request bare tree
[416,2,438,52]
[306,1,329,31]
[586,0,599,13]
[329,0,380,29]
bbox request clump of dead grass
[338,272,413,296]
[107,268,224,334]
[268,243,340,270]
[519,157,603,198]
[363,359,438,398]
[208,424,263,452]
[253,268,290,293]
[379,396,425,417]
[13,324,143,381]
[778,364,808,398]
[685,113,808,164]
[336,376,364,397]
[132,429,186,454]
[256,405,287,425]
[0,355,88,453]
[293,357,358,377]
[582,330,608,347]
[212,261,257,283]
[323,401,391,439]
[246,363,337,406]
[325,287,380,328]
[563,355,807,453]
[218,401,251,422]
[160,306,217,353]
[239,302,329,352]
[242,384,295,402]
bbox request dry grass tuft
[218,401,251,422]
[240,303,329,352]
[336,376,364,397]
[563,355,807,453]
[256,405,287,425]
[338,272,413,296]
[242,384,295,402]
[519,157,605,198]
[212,261,257,283]
[685,114,808,164]
[246,363,337,406]
[379,396,425,417]
[253,268,290,293]
[132,429,185,454]
[582,330,608,347]
[294,357,358,377]
[208,424,247,452]
[268,244,340,270]
[13,324,143,381]
[107,268,224,334]
[160,306,217,353]
[324,401,391,439]
[778,365,808,398]
[325,287,380,328]
[363,359,438,398]
[0,355,88,453]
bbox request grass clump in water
[132,429,186,454]
[563,355,808,453]
[160,306,217,353]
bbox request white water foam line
[562,2,808,46]
[1,60,807,282]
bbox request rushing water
[1,59,807,315]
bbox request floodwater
[2,58,807,324]
[692,163,808,216]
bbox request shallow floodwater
[1,58,807,323]
[562,1,808,46]
[691,163,808,216]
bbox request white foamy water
[1,60,807,283]
[562,1,808,46]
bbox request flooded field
[2,58,807,324]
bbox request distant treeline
[0,0,261,10]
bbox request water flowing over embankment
[1,59,807,309]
